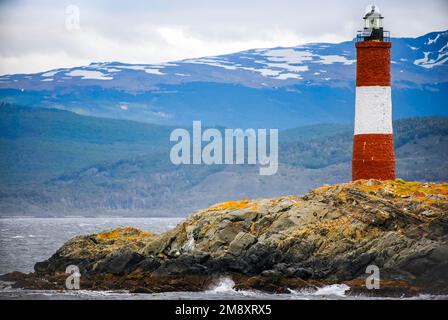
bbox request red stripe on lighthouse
[352,134,395,180]
[352,41,395,181]
[356,42,391,87]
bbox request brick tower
[352,5,395,181]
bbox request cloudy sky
[0,0,447,75]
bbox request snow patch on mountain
[104,68,121,73]
[244,68,281,77]
[184,54,310,80]
[183,58,238,70]
[41,70,61,77]
[263,63,309,73]
[276,73,302,80]
[66,70,113,80]
[112,65,165,75]
[87,63,168,76]
[426,34,441,45]
[262,49,314,64]
[144,69,165,75]
[414,51,448,69]
[314,55,355,65]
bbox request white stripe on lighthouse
[354,86,393,135]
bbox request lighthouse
[352,5,395,181]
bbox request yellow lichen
[354,180,448,203]
[314,185,332,193]
[250,223,256,235]
[206,199,258,212]
[96,227,154,241]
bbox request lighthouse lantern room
[358,5,390,42]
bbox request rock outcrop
[3,180,448,296]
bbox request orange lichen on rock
[96,227,154,241]
[354,179,448,204]
[206,199,258,212]
[314,185,332,194]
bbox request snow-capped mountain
[0,31,446,129]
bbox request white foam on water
[204,277,269,298]
[1,282,447,300]
[313,284,350,296]
[206,277,237,294]
[288,284,350,298]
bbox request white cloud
[0,0,447,75]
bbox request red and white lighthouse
[352,5,395,181]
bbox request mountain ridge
[0,30,447,129]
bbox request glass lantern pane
[376,19,382,28]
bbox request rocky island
[3,180,448,297]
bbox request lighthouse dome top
[364,5,383,19]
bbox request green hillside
[0,104,447,216]
[0,104,174,183]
